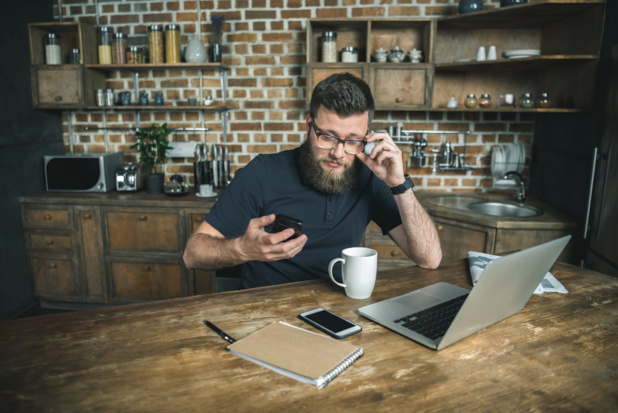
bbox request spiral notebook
[227,321,363,388]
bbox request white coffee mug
[328,247,378,299]
[199,184,213,196]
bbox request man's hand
[356,131,406,188]
[235,214,308,262]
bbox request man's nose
[331,141,346,158]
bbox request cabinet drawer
[22,206,72,229]
[435,218,495,261]
[107,211,181,252]
[111,261,186,300]
[26,232,73,252]
[370,66,431,109]
[30,256,78,299]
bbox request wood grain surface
[1,259,617,412]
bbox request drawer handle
[54,96,62,102]
[391,250,401,257]
[139,215,148,221]
[195,216,204,223]
[437,225,444,231]
[46,239,55,245]
[44,214,52,220]
[83,213,92,220]
[144,266,152,272]
[396,97,403,103]
[48,263,57,269]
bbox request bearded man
[183,73,441,289]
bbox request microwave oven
[44,153,125,192]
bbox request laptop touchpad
[394,291,443,311]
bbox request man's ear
[305,115,312,134]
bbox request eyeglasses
[311,118,367,155]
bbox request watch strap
[389,174,414,195]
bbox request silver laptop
[358,236,571,350]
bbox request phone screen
[303,309,356,333]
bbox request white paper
[467,251,568,294]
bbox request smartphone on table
[298,308,362,339]
[271,214,303,240]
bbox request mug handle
[328,258,346,288]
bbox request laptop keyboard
[393,294,469,340]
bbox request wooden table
[1,260,617,412]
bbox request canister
[105,89,114,106]
[126,46,142,64]
[321,31,337,63]
[69,48,80,64]
[148,25,164,63]
[96,89,106,107]
[341,46,358,63]
[165,24,181,63]
[44,33,62,65]
[97,26,113,64]
[113,33,127,64]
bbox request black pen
[204,320,236,344]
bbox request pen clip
[204,320,236,344]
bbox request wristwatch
[389,174,415,195]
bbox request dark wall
[529,3,618,219]
[0,2,64,319]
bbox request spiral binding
[319,348,364,388]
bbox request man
[184,73,441,289]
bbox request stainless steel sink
[467,201,543,218]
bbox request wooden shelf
[436,55,598,71]
[86,63,230,71]
[85,105,229,112]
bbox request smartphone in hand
[271,214,303,240]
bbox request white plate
[502,49,541,58]
[453,58,475,63]
[196,192,217,198]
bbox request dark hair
[309,73,375,124]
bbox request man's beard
[298,140,360,194]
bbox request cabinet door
[107,210,181,252]
[31,66,83,107]
[30,256,79,300]
[78,208,107,302]
[370,65,432,110]
[110,261,186,301]
[187,211,216,295]
[434,217,495,261]
[307,64,369,104]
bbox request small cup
[120,92,131,106]
[487,45,497,60]
[139,93,149,106]
[188,97,197,106]
[154,92,164,106]
[328,247,378,299]
[199,184,213,196]
[476,46,486,61]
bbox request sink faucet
[503,171,526,202]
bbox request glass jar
[341,46,358,63]
[126,46,142,64]
[69,48,80,64]
[113,33,127,64]
[321,31,337,63]
[537,92,552,108]
[148,25,164,63]
[96,89,106,107]
[97,26,113,64]
[44,33,62,65]
[519,92,534,108]
[479,93,492,108]
[165,24,181,63]
[464,94,478,108]
[105,89,114,106]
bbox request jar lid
[148,25,162,31]
[522,92,532,97]
[322,31,337,39]
[114,33,127,40]
[342,46,357,53]
[128,45,141,51]
[467,94,476,98]
[481,94,490,98]
[165,24,180,30]
[45,33,59,40]
[99,26,112,33]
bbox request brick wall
[55,0,531,192]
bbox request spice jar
[44,33,62,65]
[69,48,80,64]
[519,92,534,108]
[341,46,358,63]
[479,94,492,108]
[96,89,106,107]
[165,24,181,63]
[321,31,337,63]
[537,92,551,108]
[148,25,164,63]
[105,89,114,106]
[464,94,478,108]
[97,26,113,64]
[113,33,127,64]
[126,46,142,64]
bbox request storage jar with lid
[479,94,492,108]
[341,46,358,63]
[113,33,127,64]
[148,25,164,63]
[44,33,62,65]
[69,48,80,64]
[519,92,534,108]
[165,24,181,63]
[126,46,142,64]
[321,32,337,63]
[537,92,551,108]
[97,26,113,64]
[96,89,106,107]
[464,94,478,108]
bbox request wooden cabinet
[306,1,605,112]
[19,193,218,309]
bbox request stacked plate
[502,49,541,59]
[491,142,525,180]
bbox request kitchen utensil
[211,144,219,188]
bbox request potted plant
[210,13,225,62]
[130,123,174,194]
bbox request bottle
[97,26,113,64]
[113,33,127,64]
[165,24,181,63]
[321,32,337,63]
[148,25,164,63]
[519,92,534,108]
[464,94,477,108]
[44,33,62,65]
[537,92,552,108]
[479,94,492,108]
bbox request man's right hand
[236,214,308,262]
